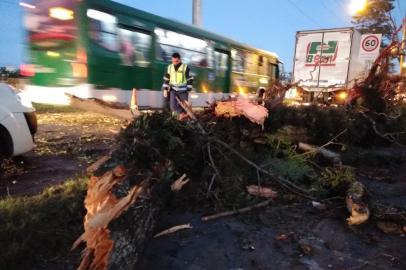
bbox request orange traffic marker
[130,88,138,111]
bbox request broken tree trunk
[107,192,163,270]
[67,94,138,120]
[75,162,173,270]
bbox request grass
[0,177,87,269]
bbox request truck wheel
[0,125,13,160]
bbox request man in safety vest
[162,53,193,117]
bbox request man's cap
[172,52,181,59]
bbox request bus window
[259,56,263,66]
[214,51,228,77]
[87,9,118,51]
[155,28,208,67]
[231,49,245,73]
[277,62,284,80]
[258,56,267,75]
[206,45,214,69]
[118,28,151,66]
[268,62,278,81]
[245,53,258,75]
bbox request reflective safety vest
[168,63,187,87]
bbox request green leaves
[351,0,396,42]
[312,166,355,198]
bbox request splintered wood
[170,174,190,192]
[153,224,193,238]
[202,199,272,222]
[73,165,145,270]
[246,185,278,198]
[215,97,269,126]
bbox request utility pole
[192,0,202,27]
[400,17,406,77]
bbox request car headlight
[17,92,34,109]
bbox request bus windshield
[24,0,84,88]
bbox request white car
[0,83,37,159]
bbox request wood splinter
[202,199,272,222]
[154,224,193,238]
[171,174,190,192]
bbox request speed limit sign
[359,34,382,60]
[362,35,379,52]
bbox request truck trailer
[291,27,381,104]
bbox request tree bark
[107,197,163,269]
[102,166,173,269]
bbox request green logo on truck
[305,41,338,67]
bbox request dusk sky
[0,0,405,71]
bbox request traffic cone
[130,88,138,113]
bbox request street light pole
[400,17,406,77]
[192,0,202,27]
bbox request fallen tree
[73,98,406,269]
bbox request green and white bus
[22,0,282,107]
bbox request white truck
[291,27,381,104]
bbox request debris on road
[297,142,341,163]
[299,242,312,255]
[202,200,272,222]
[246,185,278,198]
[377,222,404,235]
[275,232,294,241]
[154,223,193,238]
[311,201,327,211]
[346,181,370,225]
[171,174,190,192]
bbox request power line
[332,0,345,9]
[330,0,350,17]
[321,0,348,25]
[287,0,323,28]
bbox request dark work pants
[169,90,188,113]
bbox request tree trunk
[107,197,163,269]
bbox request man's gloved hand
[162,85,170,98]
[187,85,193,92]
